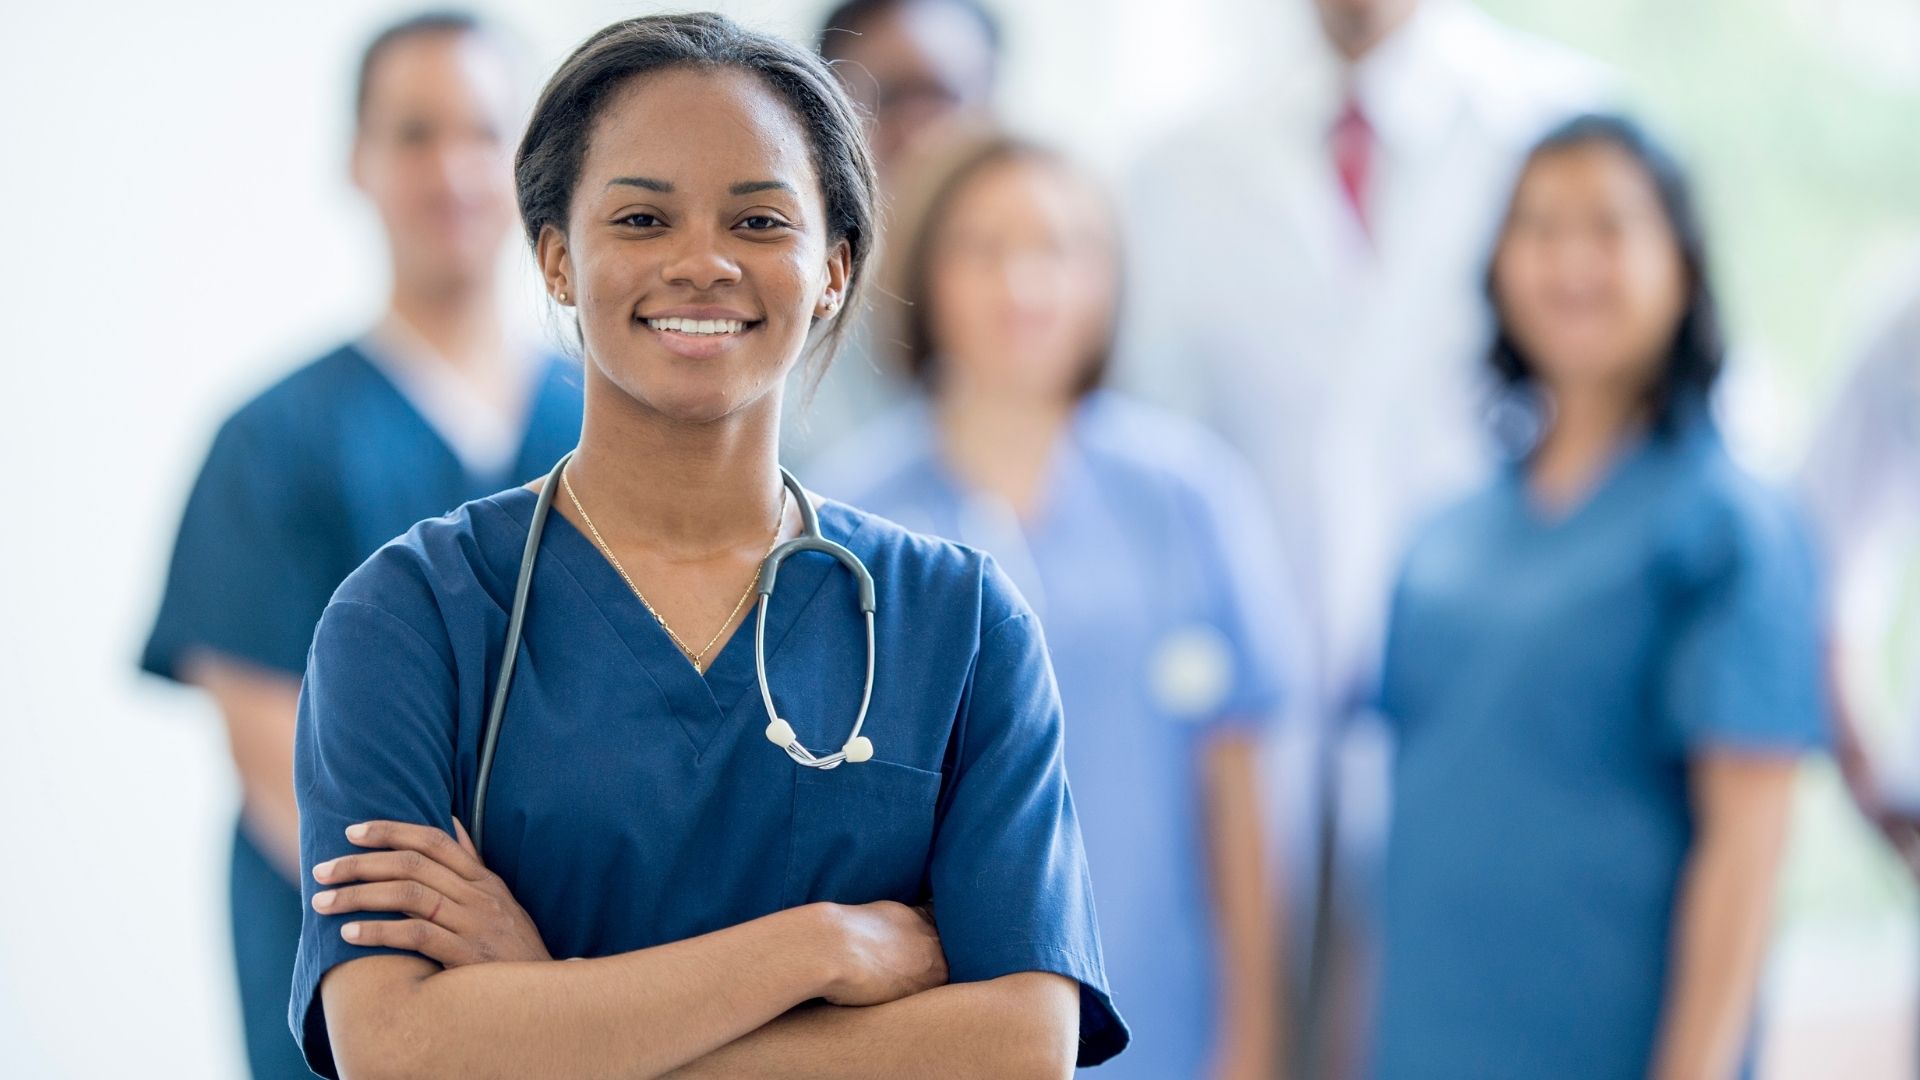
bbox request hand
[312,818,551,967]
[1836,743,1920,873]
[821,901,947,1007]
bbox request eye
[617,212,663,228]
[738,215,790,232]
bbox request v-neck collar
[347,342,565,492]
[1506,428,1660,535]
[917,394,1100,544]
[501,486,866,760]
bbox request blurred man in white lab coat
[1122,1,1608,1073]
[1802,275,1920,864]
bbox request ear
[348,133,369,195]
[813,238,853,321]
[535,223,574,306]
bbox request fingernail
[346,823,369,842]
[313,890,336,911]
[313,859,336,881]
[342,923,362,942]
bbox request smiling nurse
[287,13,1126,1080]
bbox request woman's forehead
[583,67,819,195]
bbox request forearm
[325,905,843,1080]
[187,654,302,879]
[1650,846,1774,1079]
[1205,734,1284,1072]
[1650,759,1796,1080]
[660,972,1079,1080]
[237,769,302,880]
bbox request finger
[345,820,489,882]
[341,917,476,968]
[313,849,474,902]
[314,881,460,928]
[452,817,481,862]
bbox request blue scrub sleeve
[929,600,1131,1067]
[142,414,340,680]
[1188,453,1296,732]
[288,595,462,1079]
[1662,493,1829,753]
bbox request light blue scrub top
[1373,410,1826,1080]
[815,392,1293,1079]
[289,488,1129,1077]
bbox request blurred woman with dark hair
[816,128,1295,1080]
[1371,114,1825,1080]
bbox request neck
[1528,381,1647,507]
[387,267,508,372]
[1329,4,1417,65]
[566,367,788,555]
[936,379,1076,517]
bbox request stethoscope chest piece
[753,506,880,770]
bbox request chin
[619,369,772,426]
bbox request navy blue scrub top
[288,490,1130,1076]
[1372,412,1826,1080]
[142,342,584,683]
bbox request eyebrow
[729,180,796,196]
[602,177,798,197]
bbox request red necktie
[1331,95,1374,237]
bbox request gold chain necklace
[560,466,787,672]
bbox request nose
[660,221,742,291]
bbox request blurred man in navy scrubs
[139,13,581,1076]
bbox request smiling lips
[636,310,759,359]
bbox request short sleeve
[927,571,1130,1067]
[142,413,343,680]
[1662,489,1829,754]
[1184,449,1300,733]
[288,591,461,1079]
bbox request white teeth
[645,316,746,335]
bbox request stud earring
[558,290,568,303]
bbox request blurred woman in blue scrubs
[286,15,1124,1080]
[1372,114,1825,1080]
[816,129,1292,1080]
[139,12,582,1077]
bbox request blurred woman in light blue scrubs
[816,128,1292,1080]
[1372,114,1825,1080]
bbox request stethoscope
[468,451,878,856]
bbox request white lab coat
[1121,0,1611,718]
[1803,269,1920,793]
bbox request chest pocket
[782,758,943,908]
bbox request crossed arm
[313,821,1079,1080]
